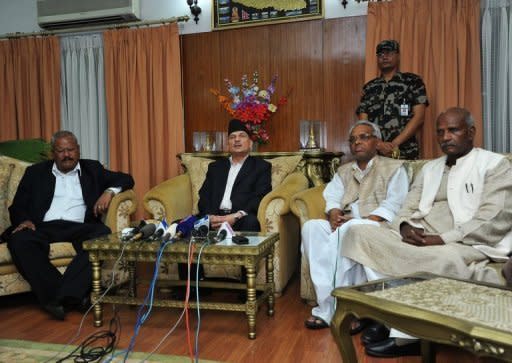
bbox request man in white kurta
[302,121,408,329]
[339,107,512,357]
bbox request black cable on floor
[56,309,121,363]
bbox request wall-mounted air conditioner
[37,0,141,29]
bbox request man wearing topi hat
[357,40,429,160]
[198,119,272,231]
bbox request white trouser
[301,218,379,324]
[338,255,415,339]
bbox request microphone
[121,220,147,241]
[161,223,178,243]
[192,215,209,239]
[217,221,233,241]
[149,228,164,241]
[130,223,156,241]
[149,219,169,241]
[214,229,227,243]
[175,215,198,239]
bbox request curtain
[365,0,483,158]
[0,37,60,142]
[103,23,184,218]
[60,34,109,165]
[481,0,512,152]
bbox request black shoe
[43,301,66,320]
[349,318,374,335]
[59,295,91,312]
[365,338,421,358]
[361,323,390,345]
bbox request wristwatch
[104,188,116,197]
[234,210,247,221]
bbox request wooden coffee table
[83,232,278,339]
[330,273,512,362]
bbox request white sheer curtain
[60,33,108,165]
[481,0,512,152]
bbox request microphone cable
[194,239,211,362]
[139,238,194,362]
[55,310,121,363]
[44,241,130,363]
[119,238,174,362]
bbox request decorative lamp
[193,131,224,152]
[299,120,326,151]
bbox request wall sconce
[341,0,383,10]
[187,0,201,24]
[299,120,326,151]
[193,131,224,152]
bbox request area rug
[0,339,220,362]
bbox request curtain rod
[0,15,190,40]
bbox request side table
[331,273,512,362]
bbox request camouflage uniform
[356,72,429,160]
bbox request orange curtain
[365,0,482,158]
[103,23,184,218]
[0,37,60,142]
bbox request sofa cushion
[266,155,302,189]
[180,155,214,215]
[5,157,31,209]
[0,161,13,235]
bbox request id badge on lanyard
[400,99,409,117]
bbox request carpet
[0,339,220,362]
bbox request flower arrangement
[210,71,287,144]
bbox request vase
[251,142,259,152]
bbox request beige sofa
[0,155,138,297]
[143,153,310,295]
[291,157,511,304]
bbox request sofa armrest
[290,185,326,226]
[143,174,193,221]
[257,172,309,231]
[104,189,137,232]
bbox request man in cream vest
[340,107,512,358]
[302,120,408,330]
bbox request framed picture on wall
[212,0,323,30]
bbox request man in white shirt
[5,131,134,320]
[302,120,408,330]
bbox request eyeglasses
[348,133,376,144]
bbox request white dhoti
[301,218,381,324]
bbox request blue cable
[194,240,209,363]
[105,239,172,363]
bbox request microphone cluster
[121,215,213,244]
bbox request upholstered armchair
[143,153,310,295]
[0,155,138,297]
[290,185,326,303]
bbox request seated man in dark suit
[5,130,134,320]
[198,119,272,232]
[178,119,271,286]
